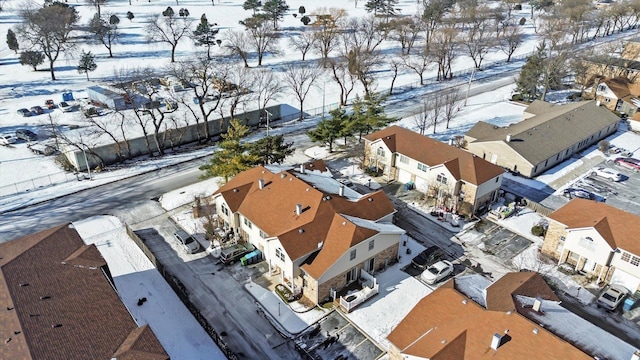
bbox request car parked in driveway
[30,105,45,115]
[411,246,445,269]
[17,108,32,117]
[45,99,56,109]
[0,134,17,145]
[597,285,628,311]
[591,167,623,181]
[220,243,256,264]
[15,129,38,142]
[614,157,640,172]
[58,101,73,112]
[563,187,595,200]
[421,260,454,285]
[173,229,200,254]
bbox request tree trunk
[299,99,304,120]
[171,45,176,62]
[86,72,89,80]
[49,60,56,81]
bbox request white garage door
[414,176,429,193]
[610,268,640,293]
[398,169,412,184]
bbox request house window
[275,248,285,261]
[259,230,267,238]
[369,240,375,251]
[417,163,428,172]
[605,98,610,103]
[243,217,252,229]
[399,155,409,164]
[560,236,566,242]
[436,173,447,185]
[622,252,631,262]
[598,85,605,92]
[221,204,229,216]
[350,249,357,261]
[495,177,499,183]
[632,256,640,267]
[578,237,594,251]
[377,147,385,156]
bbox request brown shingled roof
[484,272,559,312]
[0,223,168,360]
[215,166,396,262]
[300,214,379,279]
[112,325,169,360]
[387,275,590,359]
[364,125,505,185]
[548,198,640,254]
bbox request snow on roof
[341,214,404,234]
[293,171,363,200]
[516,296,639,360]
[74,216,225,360]
[453,273,492,307]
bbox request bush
[19,50,44,71]
[531,225,546,237]
[519,17,526,25]
[300,15,311,25]
[514,4,522,10]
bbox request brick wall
[541,220,567,260]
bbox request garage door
[398,169,412,184]
[414,176,429,193]
[610,268,640,293]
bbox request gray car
[173,229,200,254]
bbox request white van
[173,229,200,254]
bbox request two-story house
[594,77,640,130]
[363,125,505,216]
[465,100,620,178]
[212,164,405,305]
[542,198,640,293]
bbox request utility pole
[464,68,476,106]
[265,109,272,137]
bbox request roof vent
[532,328,539,335]
[441,339,447,344]
[258,178,264,189]
[40,296,51,300]
[506,134,512,142]
[300,164,305,174]
[19,283,29,287]
[317,241,323,249]
[298,229,304,234]
[462,299,467,305]
[52,324,62,328]
[5,338,11,344]
[490,333,502,350]
[368,198,373,202]
[339,184,345,197]
[281,173,287,179]
[7,307,14,311]
[342,221,347,225]
[296,204,303,216]
[532,297,542,312]
[233,188,239,193]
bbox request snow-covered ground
[74,215,225,359]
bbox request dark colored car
[563,188,595,200]
[30,105,45,115]
[45,99,56,109]
[220,243,256,264]
[411,246,445,269]
[17,108,32,117]
[614,157,640,172]
[15,129,38,142]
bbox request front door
[346,267,358,284]
[364,258,375,273]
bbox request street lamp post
[265,109,272,137]
[82,147,92,180]
[464,68,476,106]
[322,81,326,119]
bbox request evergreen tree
[515,42,545,102]
[262,0,289,29]
[307,108,350,153]
[77,50,97,80]
[19,50,44,70]
[192,15,219,60]
[126,11,134,21]
[348,94,397,141]
[6,29,18,53]
[243,0,262,15]
[199,119,259,182]
[248,134,294,165]
[364,0,398,17]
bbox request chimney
[300,164,305,174]
[506,134,512,142]
[532,297,542,312]
[296,203,302,216]
[258,178,264,189]
[490,333,502,350]
[448,138,454,146]
[339,184,345,196]
[632,350,640,360]
[596,100,601,107]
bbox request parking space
[295,311,384,360]
[556,161,640,215]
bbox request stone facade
[541,220,567,259]
[306,243,399,304]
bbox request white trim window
[275,248,285,261]
[399,155,409,164]
[243,217,253,229]
[417,163,428,172]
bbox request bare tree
[413,99,434,135]
[311,8,347,63]
[429,25,459,81]
[220,65,253,119]
[169,58,230,142]
[88,13,120,58]
[402,44,431,85]
[86,0,107,17]
[241,15,279,66]
[327,57,357,106]
[388,15,421,55]
[146,11,194,63]
[388,58,402,95]
[85,111,133,163]
[223,30,251,67]
[498,23,523,62]
[338,18,382,98]
[461,5,495,69]
[251,69,284,126]
[442,87,462,129]
[17,2,79,80]
[288,29,317,61]
[282,63,323,120]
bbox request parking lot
[557,161,640,215]
[295,311,384,360]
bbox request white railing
[339,269,379,312]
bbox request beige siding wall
[466,141,534,177]
[387,344,403,360]
[542,220,567,259]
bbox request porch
[336,270,379,313]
